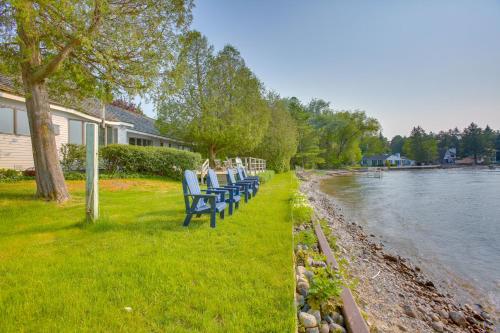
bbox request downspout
[101,103,106,145]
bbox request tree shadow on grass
[0,221,84,237]
[81,209,214,234]
[0,192,38,202]
[1,208,217,238]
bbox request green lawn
[0,173,296,332]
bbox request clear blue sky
[143,0,500,138]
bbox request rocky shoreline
[298,170,496,333]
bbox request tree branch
[31,0,102,82]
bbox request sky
[143,0,500,138]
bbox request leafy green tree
[253,93,298,173]
[436,128,461,156]
[390,135,406,154]
[462,123,486,163]
[314,110,380,167]
[157,34,269,165]
[307,98,332,115]
[403,126,438,164]
[288,97,324,168]
[0,0,192,201]
[360,132,389,156]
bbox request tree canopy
[403,126,438,164]
[156,32,269,165]
[0,0,193,201]
[253,93,298,173]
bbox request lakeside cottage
[361,153,415,167]
[0,75,191,170]
[441,148,457,164]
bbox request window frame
[68,119,85,145]
[0,106,15,135]
[14,109,30,136]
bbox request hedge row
[100,144,202,180]
[60,144,202,181]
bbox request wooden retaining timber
[312,222,370,333]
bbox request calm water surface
[320,168,500,312]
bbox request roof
[105,105,163,137]
[0,74,18,94]
[0,73,113,120]
[0,74,182,141]
[363,154,391,161]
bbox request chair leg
[210,209,216,228]
[196,214,201,218]
[220,209,225,219]
[228,201,233,215]
[183,214,193,226]
[235,201,239,210]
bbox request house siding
[0,96,97,170]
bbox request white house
[361,153,414,167]
[0,75,190,170]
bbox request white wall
[0,96,97,170]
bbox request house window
[15,110,30,136]
[68,120,84,144]
[0,107,14,134]
[107,127,117,145]
[129,137,152,146]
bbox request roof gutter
[126,129,188,144]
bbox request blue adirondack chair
[226,168,255,200]
[206,168,241,215]
[236,166,259,195]
[182,170,226,228]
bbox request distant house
[0,75,190,170]
[361,153,414,167]
[441,148,457,164]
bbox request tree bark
[22,75,70,202]
[208,145,217,167]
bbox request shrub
[60,144,86,171]
[100,144,202,180]
[64,172,86,180]
[295,230,317,248]
[308,268,343,307]
[290,192,313,225]
[0,169,23,182]
[258,170,275,184]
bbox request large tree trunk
[208,145,217,167]
[22,76,70,202]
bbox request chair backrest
[183,170,205,210]
[207,169,220,188]
[226,168,237,185]
[242,166,249,178]
[236,166,246,181]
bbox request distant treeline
[386,124,500,164]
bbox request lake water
[320,168,500,314]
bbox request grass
[0,173,297,332]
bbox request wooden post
[86,123,99,222]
